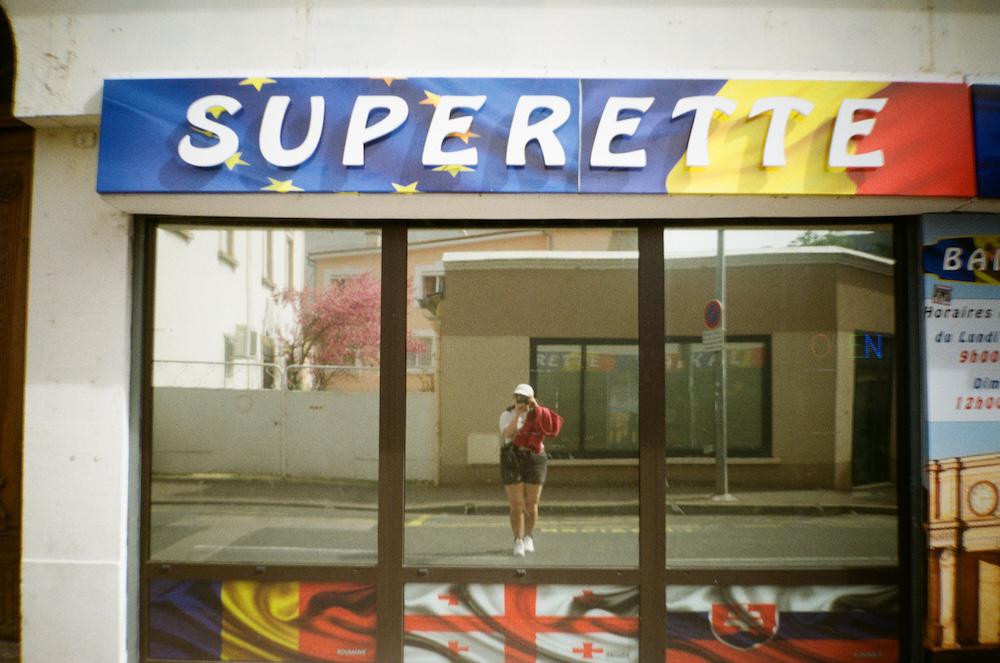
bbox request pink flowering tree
[277,273,425,389]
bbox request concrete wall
[152,389,437,481]
[21,129,133,662]
[8,1,1000,125]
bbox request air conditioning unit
[233,325,258,357]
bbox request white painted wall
[21,129,132,662]
[6,0,1000,124]
[7,1,1000,662]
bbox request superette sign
[97,77,976,195]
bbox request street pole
[713,229,734,501]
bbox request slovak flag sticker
[709,603,779,650]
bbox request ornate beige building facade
[927,452,1000,649]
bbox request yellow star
[261,178,303,193]
[418,90,441,107]
[447,130,480,144]
[392,181,420,194]
[239,77,277,92]
[192,127,216,139]
[433,164,474,178]
[207,105,228,119]
[224,152,249,171]
[374,77,407,87]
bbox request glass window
[404,227,639,568]
[664,227,898,573]
[150,226,379,565]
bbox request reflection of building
[438,246,895,489]
[927,453,1000,650]
[154,228,305,389]
[308,229,625,391]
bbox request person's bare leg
[523,483,543,538]
[505,483,526,539]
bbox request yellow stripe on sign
[221,581,299,661]
[666,80,888,195]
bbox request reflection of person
[498,383,563,557]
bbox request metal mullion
[139,219,157,661]
[667,567,901,586]
[402,567,643,585]
[638,224,667,660]
[377,222,407,663]
[894,217,924,663]
[143,562,382,583]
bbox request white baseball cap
[513,383,534,398]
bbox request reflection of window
[665,337,770,458]
[262,230,275,288]
[422,274,445,297]
[852,331,894,486]
[531,341,639,459]
[218,229,237,267]
[407,334,435,369]
[223,334,235,378]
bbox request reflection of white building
[153,227,305,389]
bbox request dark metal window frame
[137,217,922,663]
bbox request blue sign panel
[98,77,579,194]
[973,84,1000,198]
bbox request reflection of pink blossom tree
[277,273,425,389]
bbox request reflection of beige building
[308,229,625,391]
[927,453,1000,650]
[437,247,895,489]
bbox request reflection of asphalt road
[151,503,897,569]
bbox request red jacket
[513,405,564,454]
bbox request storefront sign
[923,217,1000,459]
[98,77,976,196]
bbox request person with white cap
[498,383,563,557]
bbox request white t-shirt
[499,408,526,443]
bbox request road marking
[407,514,432,527]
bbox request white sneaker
[522,535,535,553]
[513,538,526,557]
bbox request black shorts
[500,442,548,485]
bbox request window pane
[150,226,379,565]
[664,227,898,572]
[405,228,639,568]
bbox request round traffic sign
[704,299,723,330]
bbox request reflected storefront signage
[98,77,976,196]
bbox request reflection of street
[152,503,896,569]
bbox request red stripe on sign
[849,83,976,196]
